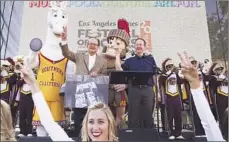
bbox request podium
[110,71,160,141]
[110,71,153,86]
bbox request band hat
[107,19,130,46]
[213,63,224,72]
[165,59,174,68]
[1,60,11,66]
[13,55,26,63]
[189,56,197,62]
[13,55,25,61]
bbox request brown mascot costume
[103,19,130,128]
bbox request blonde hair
[0,100,16,141]
[81,103,118,141]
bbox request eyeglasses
[89,43,99,47]
[136,43,144,46]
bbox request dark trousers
[216,95,228,131]
[166,96,182,137]
[11,101,19,128]
[19,94,34,135]
[159,104,166,131]
[128,86,154,128]
[73,108,87,137]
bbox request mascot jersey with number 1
[37,53,68,101]
[27,1,69,136]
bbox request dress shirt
[88,54,96,71]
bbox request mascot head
[47,1,68,35]
[103,19,130,59]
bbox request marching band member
[0,59,17,104]
[17,68,37,137]
[17,79,34,137]
[177,52,224,141]
[1,58,18,126]
[208,63,228,131]
[159,58,184,140]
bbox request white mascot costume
[27,1,69,136]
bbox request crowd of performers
[157,57,228,140]
[0,57,36,137]
[0,53,228,140]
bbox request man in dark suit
[121,38,157,129]
[59,28,107,137]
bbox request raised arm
[14,63,73,141]
[31,89,73,141]
[60,27,77,63]
[27,51,39,69]
[60,43,77,63]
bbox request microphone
[30,38,43,52]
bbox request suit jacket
[60,44,107,75]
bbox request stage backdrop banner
[19,1,211,65]
[64,75,109,108]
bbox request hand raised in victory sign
[177,51,200,89]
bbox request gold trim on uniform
[1,83,9,93]
[181,85,188,100]
[217,86,228,96]
[20,88,32,95]
[165,80,179,96]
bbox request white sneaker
[27,134,33,137]
[18,134,25,137]
[169,135,175,140]
[176,135,185,140]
